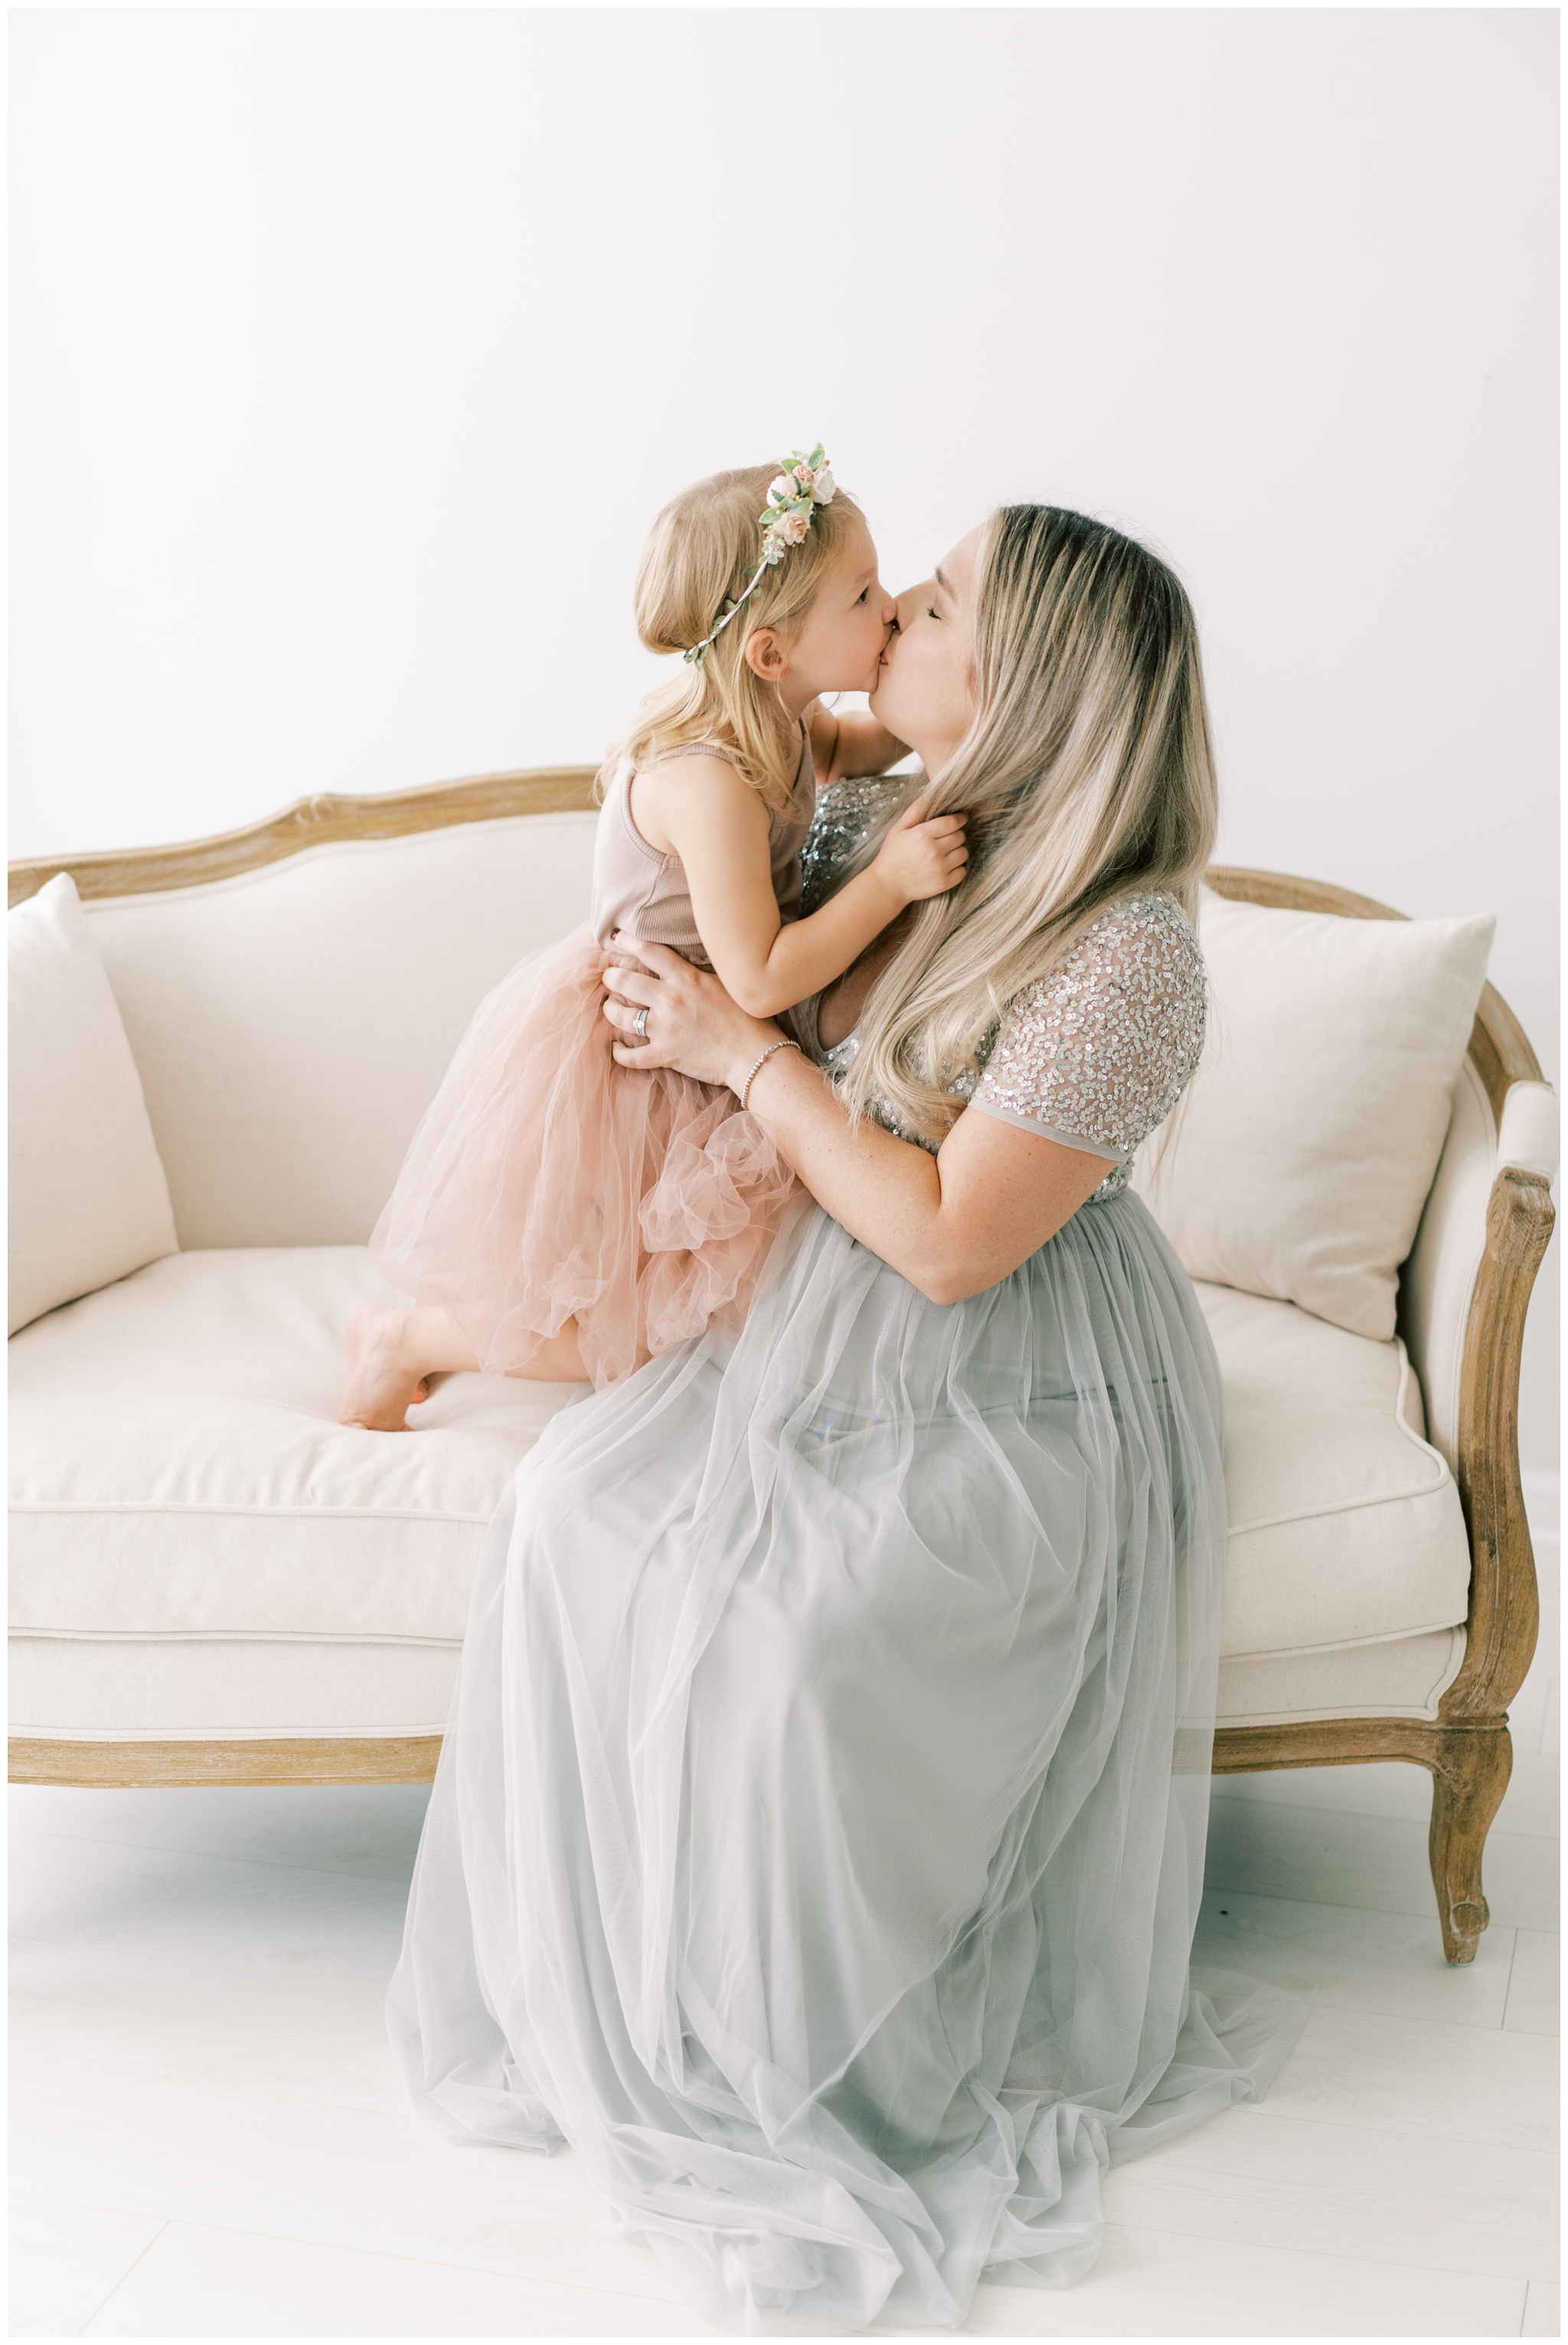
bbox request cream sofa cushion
[11,1245,1472,1740]
[11,1636,465,1738]
[8,874,178,1337]
[1134,891,1494,1342]
[1192,1280,1471,1663]
[8,1247,577,1645]
[1216,1629,1465,1733]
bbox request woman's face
[868,524,984,777]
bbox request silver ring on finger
[633,1006,651,1042]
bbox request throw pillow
[9,873,179,1336]
[1132,888,1494,1342]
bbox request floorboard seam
[72,2216,171,2340]
[14,2046,408,2094]
[1499,1927,1525,2032]
[1254,2004,1527,2042]
[11,2050,411,2121]
[1223,2114,1556,2150]
[1096,2206,1555,2291]
[66,2207,687,2312]
[1206,1871,1555,1930]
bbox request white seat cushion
[1194,1282,1472,1660]
[1194,1282,1472,1728]
[8,1248,575,1649]
[9,1248,1472,1740]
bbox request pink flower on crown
[770,509,811,548]
[768,474,797,505]
[791,462,815,493]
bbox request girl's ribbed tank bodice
[590,724,816,971]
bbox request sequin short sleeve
[969,893,1206,1179]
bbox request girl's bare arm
[635,755,964,1021]
[805,699,910,787]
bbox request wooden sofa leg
[1426,1725,1511,1964]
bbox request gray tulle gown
[387,783,1307,2332]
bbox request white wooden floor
[9,1751,1558,2340]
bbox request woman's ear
[742,630,789,684]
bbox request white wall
[11,8,1557,1470]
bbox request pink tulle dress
[368,729,814,1388]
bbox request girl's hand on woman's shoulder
[603,938,782,1095]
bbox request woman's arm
[638,756,965,1022]
[603,943,1109,1302]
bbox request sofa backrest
[47,800,1512,1482]
[80,811,600,1249]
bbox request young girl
[341,450,969,1427]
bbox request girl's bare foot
[340,1307,432,1431]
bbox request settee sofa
[8,767,1557,1967]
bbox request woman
[387,507,1305,2331]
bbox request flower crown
[683,445,838,665]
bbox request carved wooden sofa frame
[9,770,1554,1967]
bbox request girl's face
[778,507,899,698]
[869,525,984,777]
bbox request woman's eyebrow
[933,567,952,599]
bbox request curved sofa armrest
[1498,1080,1559,1187]
[1439,1084,1557,1725]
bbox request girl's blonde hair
[841,504,1219,1140]
[599,463,860,813]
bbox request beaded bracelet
[737,1038,802,1113]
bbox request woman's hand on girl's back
[869,796,969,905]
[603,938,781,1094]
[604,935,1112,1308]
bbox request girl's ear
[742,629,789,684]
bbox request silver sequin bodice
[795,777,1207,1200]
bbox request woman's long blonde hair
[600,463,860,813]
[841,504,1219,1140]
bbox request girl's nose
[893,581,923,631]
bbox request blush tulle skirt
[368,926,800,1389]
[387,1189,1307,2332]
